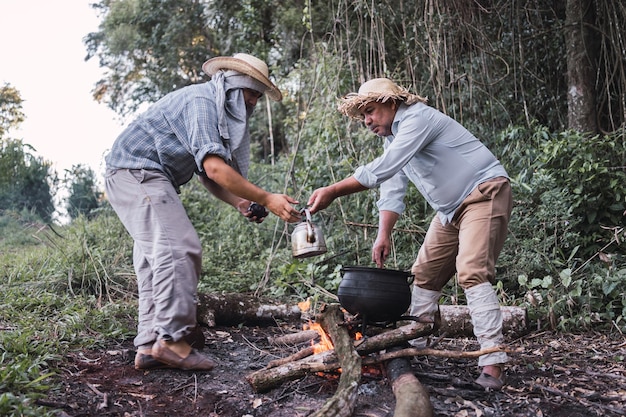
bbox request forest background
[1,1,625,415]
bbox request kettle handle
[301,208,316,243]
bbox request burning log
[309,303,361,417]
[265,346,316,369]
[386,346,433,417]
[246,309,436,393]
[353,321,436,355]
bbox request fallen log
[196,293,301,326]
[386,347,433,417]
[434,305,528,338]
[309,303,361,417]
[197,292,527,339]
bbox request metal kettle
[291,208,327,258]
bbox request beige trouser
[105,168,201,348]
[410,177,512,366]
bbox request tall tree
[86,0,626,134]
[565,0,598,133]
[85,0,214,116]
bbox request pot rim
[341,265,413,276]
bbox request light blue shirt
[353,102,508,224]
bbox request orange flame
[303,322,334,354]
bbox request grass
[0,214,136,416]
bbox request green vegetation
[0,215,136,416]
[1,123,625,414]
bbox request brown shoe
[475,365,506,390]
[151,339,216,371]
[134,350,172,370]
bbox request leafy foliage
[0,139,56,222]
[0,83,25,138]
[64,164,103,220]
[86,0,213,115]
[0,214,136,416]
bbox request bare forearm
[202,155,301,223]
[198,174,246,208]
[378,210,400,238]
[202,155,271,205]
[307,176,368,213]
[329,176,368,198]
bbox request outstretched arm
[307,176,368,214]
[202,155,301,223]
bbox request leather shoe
[134,351,172,370]
[152,339,216,371]
[475,365,505,390]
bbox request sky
[0,1,125,181]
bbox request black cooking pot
[337,266,414,323]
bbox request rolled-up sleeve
[377,169,408,214]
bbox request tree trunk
[565,0,598,133]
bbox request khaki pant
[410,177,512,366]
[412,177,512,290]
[105,169,201,348]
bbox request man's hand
[307,186,336,214]
[246,202,268,223]
[307,177,368,214]
[264,194,302,223]
[372,210,400,267]
[372,235,392,268]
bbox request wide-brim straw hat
[202,53,283,101]
[338,78,426,119]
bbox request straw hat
[338,78,427,119]
[202,53,282,101]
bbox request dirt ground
[41,317,626,417]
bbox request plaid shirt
[105,82,233,190]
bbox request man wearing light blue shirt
[308,78,512,390]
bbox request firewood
[353,321,436,355]
[246,314,517,394]
[392,374,433,417]
[309,303,361,417]
[363,345,516,365]
[245,349,339,392]
[386,349,433,417]
[246,313,435,392]
[267,330,319,346]
[265,346,316,369]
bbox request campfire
[245,302,514,417]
